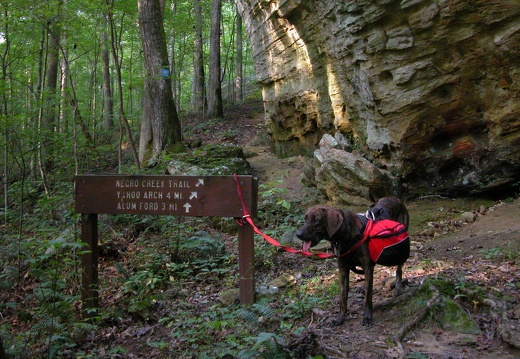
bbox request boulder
[461,212,477,223]
[268,273,296,288]
[440,298,482,335]
[307,132,401,205]
[219,288,240,306]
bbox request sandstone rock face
[236,0,520,202]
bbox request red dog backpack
[367,219,410,266]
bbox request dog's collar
[357,213,369,234]
[336,215,373,258]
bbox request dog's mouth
[296,227,322,251]
[301,238,322,251]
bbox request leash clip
[235,214,251,227]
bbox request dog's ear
[326,209,344,237]
[376,207,389,219]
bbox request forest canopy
[0,0,254,179]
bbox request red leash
[233,174,369,259]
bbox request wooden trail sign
[75,174,258,316]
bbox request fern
[240,332,287,359]
[235,303,277,326]
[31,317,64,332]
[254,303,277,319]
[236,307,260,325]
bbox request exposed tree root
[374,285,418,310]
[392,280,442,355]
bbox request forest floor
[179,100,520,358]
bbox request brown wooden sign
[75,174,258,317]
[75,174,256,217]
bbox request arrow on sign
[189,192,198,200]
[183,203,192,213]
[196,178,205,187]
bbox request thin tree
[101,31,114,131]
[59,31,69,133]
[1,1,10,224]
[235,8,244,104]
[207,0,223,119]
[41,16,60,173]
[106,0,140,170]
[138,0,182,164]
[191,0,206,113]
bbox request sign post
[75,175,258,317]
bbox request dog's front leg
[333,258,350,326]
[363,262,375,326]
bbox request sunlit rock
[236,0,520,201]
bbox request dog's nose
[295,229,303,240]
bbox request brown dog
[296,197,410,326]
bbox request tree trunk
[191,0,206,113]
[59,32,68,133]
[235,9,244,104]
[42,21,60,169]
[107,1,140,170]
[101,31,114,131]
[138,0,182,164]
[168,2,177,107]
[207,0,223,119]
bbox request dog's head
[371,196,409,228]
[296,206,343,251]
[295,205,348,251]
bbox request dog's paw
[394,279,409,297]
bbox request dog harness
[336,217,409,265]
[365,219,410,265]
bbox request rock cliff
[236,0,520,203]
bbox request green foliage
[235,303,277,327]
[1,226,87,357]
[253,180,305,271]
[480,245,517,260]
[121,267,163,317]
[0,161,317,357]
[430,275,486,305]
[180,230,227,257]
[239,332,287,359]
[260,180,292,212]
[405,352,430,359]
[164,299,311,358]
[258,180,302,233]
